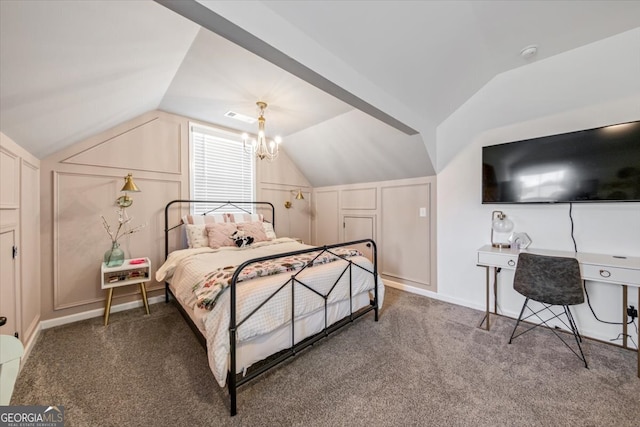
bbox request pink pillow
[206,223,238,249]
[237,222,268,242]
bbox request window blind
[190,124,255,215]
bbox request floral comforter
[192,247,362,310]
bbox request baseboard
[383,279,485,312]
[40,295,165,330]
[20,326,41,369]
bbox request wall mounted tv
[482,120,640,204]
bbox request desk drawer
[478,252,518,269]
[581,264,640,285]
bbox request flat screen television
[482,121,640,204]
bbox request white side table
[101,258,151,326]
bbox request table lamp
[491,210,513,248]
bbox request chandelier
[242,101,281,161]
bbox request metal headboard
[163,200,275,260]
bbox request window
[190,124,254,215]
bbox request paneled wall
[40,110,311,321]
[0,132,40,347]
[313,176,437,292]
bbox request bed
[158,200,384,415]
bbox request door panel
[0,229,18,337]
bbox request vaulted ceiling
[1,0,639,186]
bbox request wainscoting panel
[380,182,432,289]
[0,144,19,208]
[261,187,311,243]
[314,190,339,245]
[341,187,376,210]
[20,159,41,342]
[53,172,181,310]
[62,116,182,174]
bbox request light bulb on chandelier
[242,101,281,161]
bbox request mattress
[159,238,384,387]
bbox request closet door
[342,215,375,262]
[0,229,19,338]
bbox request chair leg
[564,306,582,343]
[563,306,588,369]
[509,298,529,344]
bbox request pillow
[206,223,238,249]
[185,224,209,249]
[237,221,268,243]
[227,212,263,223]
[262,222,277,240]
[182,213,227,225]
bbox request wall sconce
[284,189,305,209]
[116,173,141,208]
[491,210,514,248]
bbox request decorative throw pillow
[237,221,268,242]
[230,230,254,248]
[227,212,264,223]
[262,222,277,240]
[182,213,227,225]
[206,223,238,249]
[185,224,209,249]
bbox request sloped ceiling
[0,0,199,159]
[1,0,639,186]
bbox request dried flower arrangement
[101,207,145,244]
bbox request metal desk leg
[478,266,491,330]
[104,288,114,326]
[494,268,498,315]
[140,283,150,315]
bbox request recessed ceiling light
[224,111,256,124]
[520,45,538,59]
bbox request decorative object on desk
[116,173,141,208]
[101,207,145,266]
[509,232,532,250]
[491,210,514,248]
[103,241,125,267]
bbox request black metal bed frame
[163,200,379,416]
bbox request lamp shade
[492,216,514,233]
[295,189,304,200]
[121,173,140,192]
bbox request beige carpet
[11,287,640,426]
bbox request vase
[104,242,125,267]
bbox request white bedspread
[158,238,384,386]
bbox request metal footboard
[227,239,379,415]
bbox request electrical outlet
[627,305,638,320]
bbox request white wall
[437,28,640,345]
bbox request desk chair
[508,253,588,368]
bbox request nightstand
[101,258,151,326]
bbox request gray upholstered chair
[508,252,588,368]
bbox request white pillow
[227,212,263,223]
[262,222,277,240]
[185,224,209,249]
[182,213,227,225]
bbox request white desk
[476,245,640,377]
